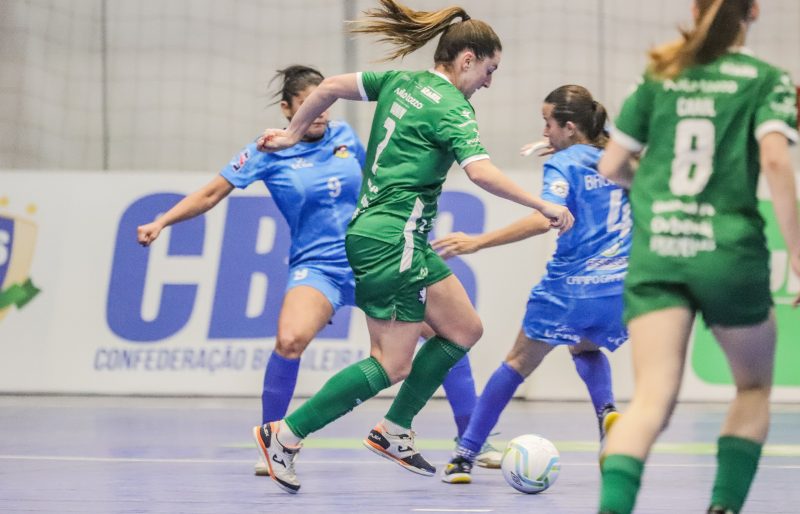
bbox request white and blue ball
[500,434,560,494]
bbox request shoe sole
[252,425,299,494]
[362,438,435,477]
[441,473,472,484]
[474,460,501,469]
[253,461,271,477]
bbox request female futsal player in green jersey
[597,1,799,513]
[253,0,573,494]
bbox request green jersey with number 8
[350,69,490,244]
[614,49,798,271]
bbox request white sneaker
[363,421,435,476]
[474,439,503,469]
[252,422,301,493]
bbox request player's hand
[257,128,299,152]
[539,201,574,235]
[431,232,482,259]
[520,140,554,158]
[137,222,163,247]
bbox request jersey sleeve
[612,73,656,152]
[541,160,571,206]
[437,105,490,168]
[357,70,399,101]
[754,69,799,145]
[219,141,275,188]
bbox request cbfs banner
[0,171,499,396]
[0,170,798,402]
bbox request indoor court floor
[1,395,798,513]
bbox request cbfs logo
[0,197,41,323]
[106,191,484,343]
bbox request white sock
[277,420,302,447]
[382,418,408,434]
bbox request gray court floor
[0,395,798,513]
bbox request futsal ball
[500,434,560,494]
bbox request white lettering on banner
[393,88,424,109]
[93,345,367,373]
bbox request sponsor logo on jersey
[719,62,757,79]
[333,145,350,158]
[0,200,41,324]
[394,87,423,109]
[565,272,627,285]
[390,102,407,119]
[292,268,309,281]
[232,150,250,172]
[418,287,427,304]
[419,86,441,104]
[290,157,314,170]
[549,180,569,198]
[543,328,580,343]
[663,78,738,94]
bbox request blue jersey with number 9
[220,121,365,268]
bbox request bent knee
[275,332,313,359]
[380,361,411,384]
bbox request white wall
[1,0,798,171]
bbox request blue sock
[441,354,477,438]
[572,350,614,416]
[261,351,300,424]
[459,362,524,456]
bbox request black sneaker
[362,421,435,476]
[441,455,473,484]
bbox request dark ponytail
[544,85,609,148]
[269,65,325,105]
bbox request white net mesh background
[1,0,798,171]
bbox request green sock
[284,357,390,439]
[710,435,762,513]
[385,336,468,429]
[599,454,645,514]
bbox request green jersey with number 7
[350,69,490,245]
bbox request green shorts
[345,234,452,322]
[623,251,772,327]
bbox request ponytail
[349,0,500,64]
[649,0,754,79]
[544,85,609,149]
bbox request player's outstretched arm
[258,73,362,152]
[432,212,551,259]
[137,175,234,247]
[598,139,636,189]
[463,158,574,234]
[760,131,800,306]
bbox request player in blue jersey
[136,65,364,476]
[135,64,499,475]
[435,85,631,483]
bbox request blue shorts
[286,263,355,312]
[522,285,628,351]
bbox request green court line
[223,438,800,457]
